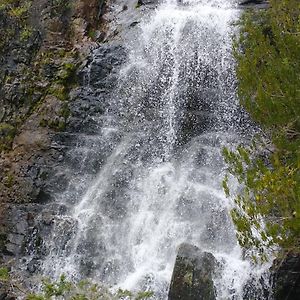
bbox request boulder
[168,243,216,300]
[272,253,300,300]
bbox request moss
[183,271,193,286]
[48,84,68,101]
[0,0,33,25]
[20,25,33,41]
[4,173,14,188]
[39,118,48,128]
[40,117,66,132]
[48,119,66,131]
[0,267,9,281]
[0,0,82,141]
[87,26,97,40]
[8,1,31,19]
[0,0,17,12]
[50,0,72,18]
[59,102,70,120]
[135,1,141,9]
[0,123,16,152]
[56,62,78,85]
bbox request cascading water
[40,0,271,298]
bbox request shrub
[224,0,300,260]
[25,275,154,300]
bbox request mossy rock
[0,123,16,151]
[168,243,216,300]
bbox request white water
[41,0,271,298]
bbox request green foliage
[135,1,141,9]
[26,275,109,300]
[3,172,15,188]
[0,0,32,19]
[50,0,71,17]
[20,25,33,41]
[8,0,31,19]
[0,0,34,52]
[0,123,16,152]
[0,267,9,281]
[116,289,133,298]
[26,275,154,300]
[223,142,299,260]
[224,0,300,260]
[134,291,154,300]
[87,28,97,40]
[48,84,69,101]
[235,0,300,135]
[56,63,78,86]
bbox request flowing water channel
[40,0,270,298]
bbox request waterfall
[40,0,270,298]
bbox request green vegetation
[0,0,34,45]
[87,28,97,41]
[223,0,300,260]
[0,269,154,300]
[20,25,33,41]
[0,0,81,152]
[0,267,9,281]
[8,0,31,19]
[3,172,15,188]
[0,123,16,152]
[0,0,32,20]
[50,0,72,17]
[24,275,154,300]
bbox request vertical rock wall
[0,0,110,292]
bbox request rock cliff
[0,0,110,294]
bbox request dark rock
[138,0,160,6]
[272,253,300,300]
[130,21,140,27]
[87,44,127,89]
[240,0,264,4]
[168,243,216,300]
[243,273,271,300]
[35,190,52,204]
[0,293,7,300]
[27,258,40,274]
[239,0,269,9]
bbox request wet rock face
[0,0,108,204]
[0,2,129,291]
[84,44,127,90]
[168,243,216,300]
[0,203,67,262]
[272,253,300,300]
[0,1,114,294]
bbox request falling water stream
[41,0,270,298]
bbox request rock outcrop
[168,243,216,300]
[272,253,300,300]
[0,0,111,294]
